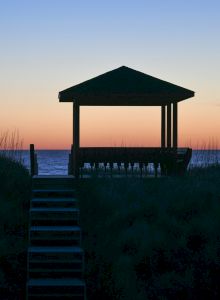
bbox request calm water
[1,150,220,175]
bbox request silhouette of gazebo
[59,66,194,178]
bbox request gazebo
[58,66,194,178]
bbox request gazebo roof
[58,66,194,106]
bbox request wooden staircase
[26,176,86,300]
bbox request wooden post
[167,103,171,148]
[73,101,80,179]
[34,153,38,175]
[68,145,74,175]
[173,102,178,149]
[161,105,166,148]
[30,144,35,177]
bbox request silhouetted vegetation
[78,166,220,299]
[0,154,31,299]
[0,130,23,161]
[1,133,220,300]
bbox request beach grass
[1,133,220,299]
[78,166,220,299]
[0,152,31,299]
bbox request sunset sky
[1,0,220,149]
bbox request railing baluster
[124,162,128,176]
[160,162,165,176]
[139,162,143,177]
[117,162,121,173]
[95,162,99,173]
[109,162,113,177]
[104,162,107,173]
[131,162,134,175]
[79,162,84,178]
[154,162,158,178]
[144,162,148,176]
[90,162,94,172]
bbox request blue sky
[1,0,220,148]
[2,0,219,87]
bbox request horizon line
[1,148,220,151]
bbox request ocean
[8,149,219,175]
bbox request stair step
[33,189,75,198]
[29,268,82,272]
[29,260,82,269]
[33,184,75,191]
[30,239,80,245]
[28,296,84,300]
[29,246,83,253]
[33,175,74,179]
[28,277,85,284]
[33,189,75,193]
[32,176,75,190]
[30,208,79,226]
[28,278,85,298]
[31,220,79,226]
[30,225,80,231]
[30,207,79,212]
[31,198,77,208]
[30,226,81,246]
[30,207,79,217]
[28,246,83,261]
[29,258,81,262]
[29,269,83,278]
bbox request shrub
[79,168,220,299]
[0,154,31,299]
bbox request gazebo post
[73,101,80,178]
[173,102,178,149]
[167,103,172,148]
[161,105,166,147]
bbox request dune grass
[0,154,31,299]
[0,132,220,299]
[78,166,220,299]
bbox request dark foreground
[78,167,220,299]
[0,155,31,300]
[1,155,220,299]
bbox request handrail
[30,144,38,176]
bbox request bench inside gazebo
[58,66,194,178]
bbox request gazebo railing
[68,147,192,177]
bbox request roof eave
[58,91,195,105]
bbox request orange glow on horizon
[16,101,220,150]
